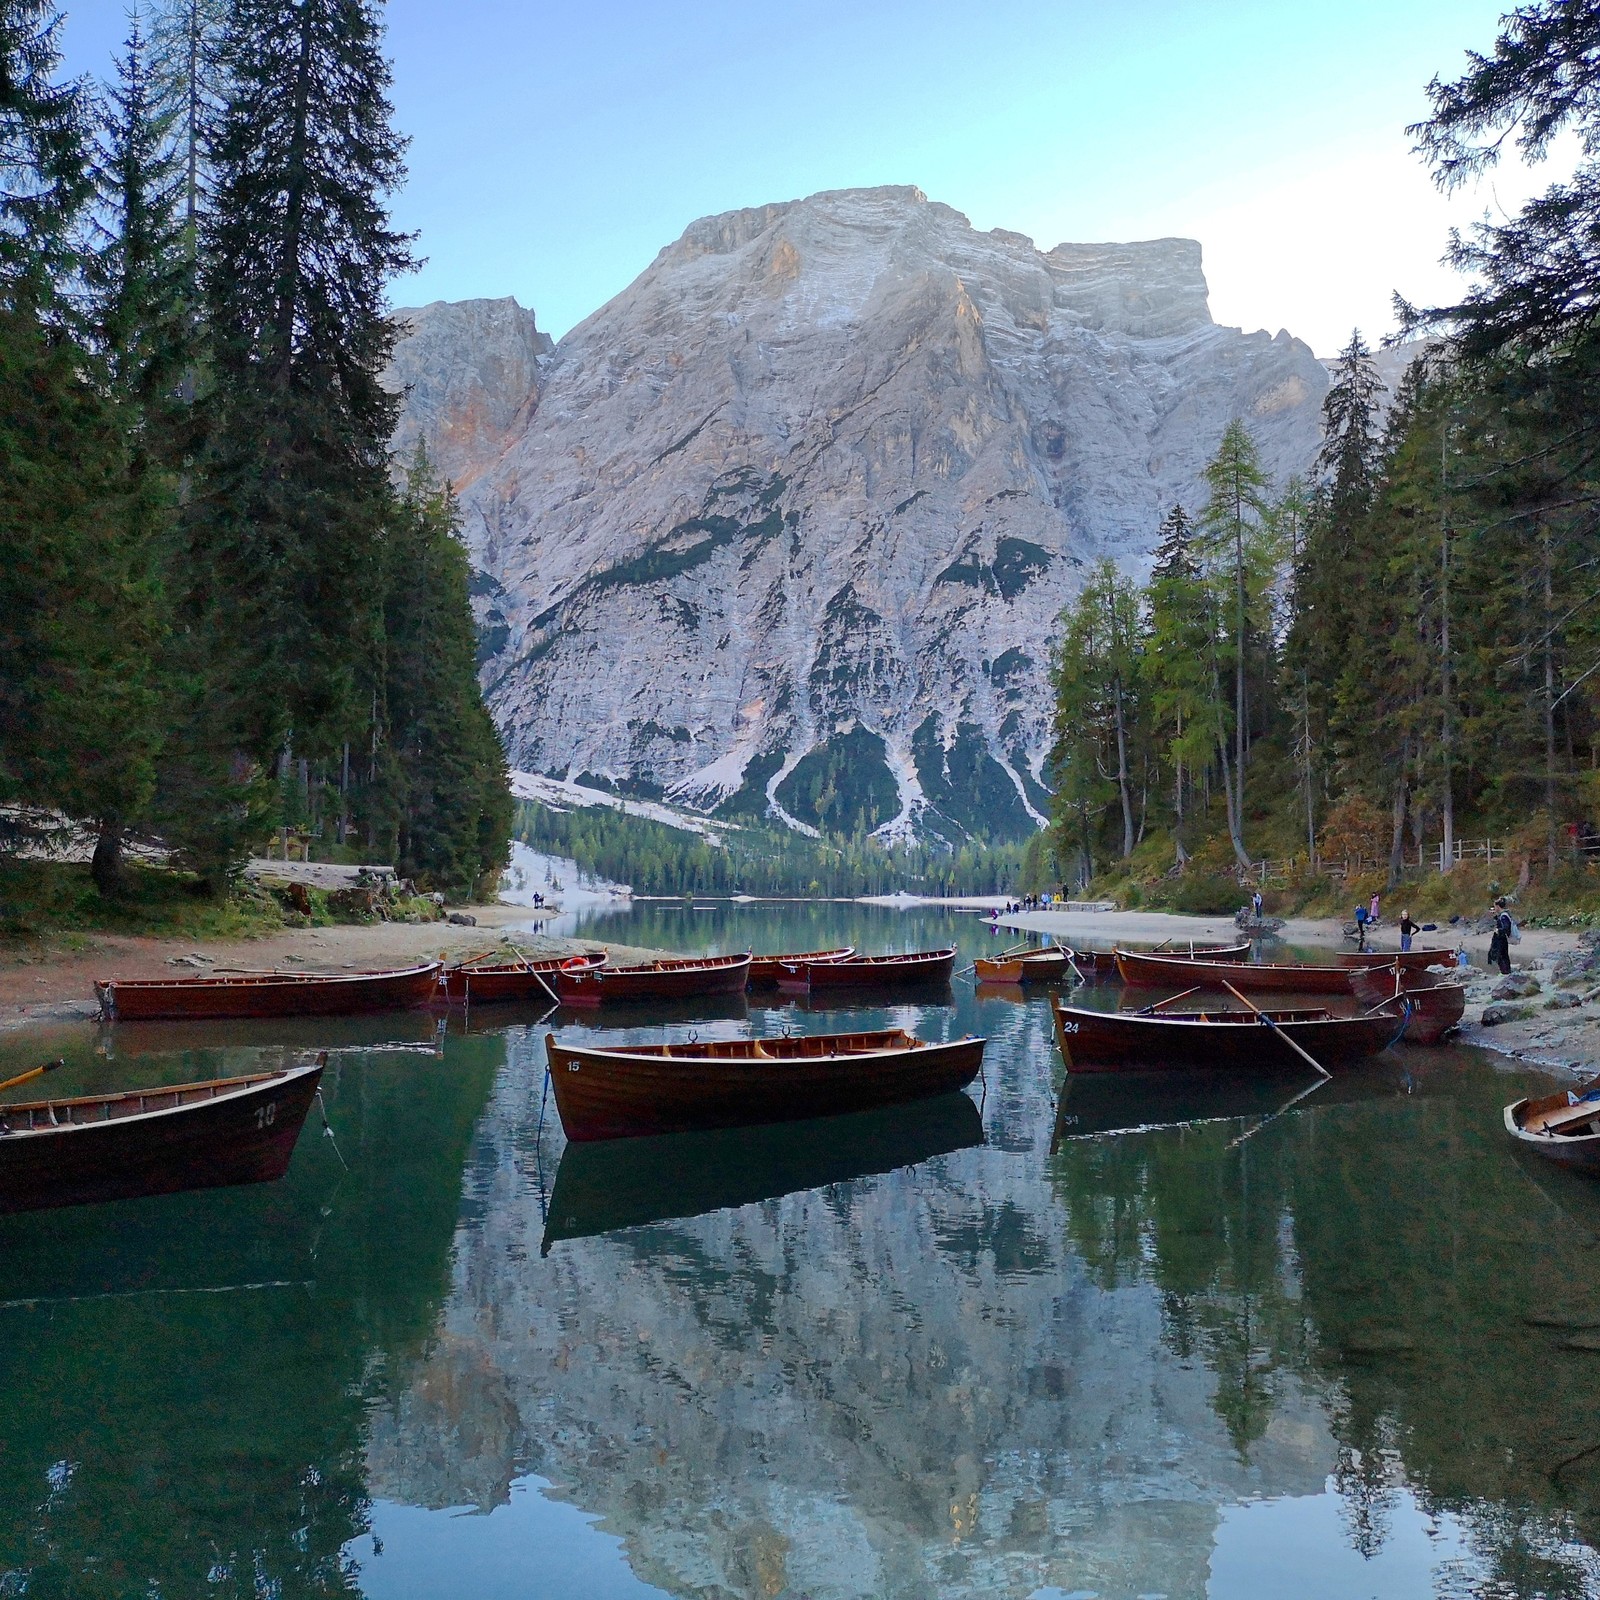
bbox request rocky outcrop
[385,296,552,493]
[388,187,1330,841]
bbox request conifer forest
[0,0,510,902]
[1049,5,1600,909]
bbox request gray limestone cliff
[386,187,1329,842]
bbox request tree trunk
[1234,511,1248,858]
[1387,741,1409,889]
[1544,525,1559,877]
[1439,424,1455,874]
[1113,673,1134,859]
[91,821,126,898]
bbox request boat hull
[1054,1001,1406,1074]
[1117,951,1357,993]
[975,949,1072,984]
[1505,1091,1600,1173]
[444,953,604,1004]
[776,948,956,993]
[747,948,855,988]
[0,1064,323,1213]
[555,953,753,1007]
[546,1029,986,1140]
[1069,941,1252,981]
[1348,968,1467,1043]
[96,964,443,1021]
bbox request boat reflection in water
[542,1091,984,1252]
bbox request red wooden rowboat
[1116,948,1444,994]
[974,948,1073,984]
[1348,964,1467,1044]
[775,948,957,993]
[747,947,855,989]
[95,963,443,1022]
[1054,1000,1407,1074]
[554,952,753,1007]
[1071,940,1252,980]
[1505,1077,1600,1173]
[444,951,606,1004]
[0,1060,324,1213]
[545,1027,985,1141]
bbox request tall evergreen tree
[1142,507,1222,866]
[199,0,416,774]
[378,452,511,896]
[1197,419,1276,867]
[0,0,89,303]
[1050,560,1143,877]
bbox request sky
[59,0,1554,356]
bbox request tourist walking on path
[1398,909,1418,953]
[1487,898,1514,976]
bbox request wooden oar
[1221,980,1331,1080]
[0,1058,64,1096]
[1138,985,1205,1016]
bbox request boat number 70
[254,1102,277,1129]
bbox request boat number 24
[254,1101,278,1129]
[1059,1019,1080,1034]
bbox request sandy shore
[0,902,655,1032]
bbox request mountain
[385,185,1329,844]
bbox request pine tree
[1197,419,1276,867]
[147,0,226,241]
[199,0,417,774]
[378,452,511,896]
[0,0,89,303]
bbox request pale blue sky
[62,0,1525,353]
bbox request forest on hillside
[0,0,510,900]
[1049,0,1600,912]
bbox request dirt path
[0,902,631,1031]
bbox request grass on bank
[0,858,447,953]
[1079,739,1600,928]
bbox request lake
[2,901,1598,1600]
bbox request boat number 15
[254,1102,277,1129]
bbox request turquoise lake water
[1,901,1597,1599]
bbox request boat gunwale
[546,1029,956,1068]
[95,961,443,994]
[0,1064,319,1141]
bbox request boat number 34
[254,1101,278,1129]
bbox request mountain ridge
[385,185,1331,843]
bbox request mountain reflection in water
[2,904,1600,1598]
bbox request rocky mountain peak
[386,187,1328,844]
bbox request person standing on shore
[1398,909,1418,953]
[1369,891,1381,926]
[1487,898,1514,976]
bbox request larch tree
[1197,419,1275,868]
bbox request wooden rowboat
[96,963,443,1022]
[1053,1000,1407,1074]
[545,1027,986,1141]
[1069,941,1252,981]
[0,1060,325,1213]
[1116,949,1442,994]
[974,947,1073,984]
[775,948,957,993]
[1505,1079,1600,1173]
[444,951,606,1004]
[747,947,855,988]
[1348,964,1467,1044]
[541,1092,983,1249]
[554,952,752,1007]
